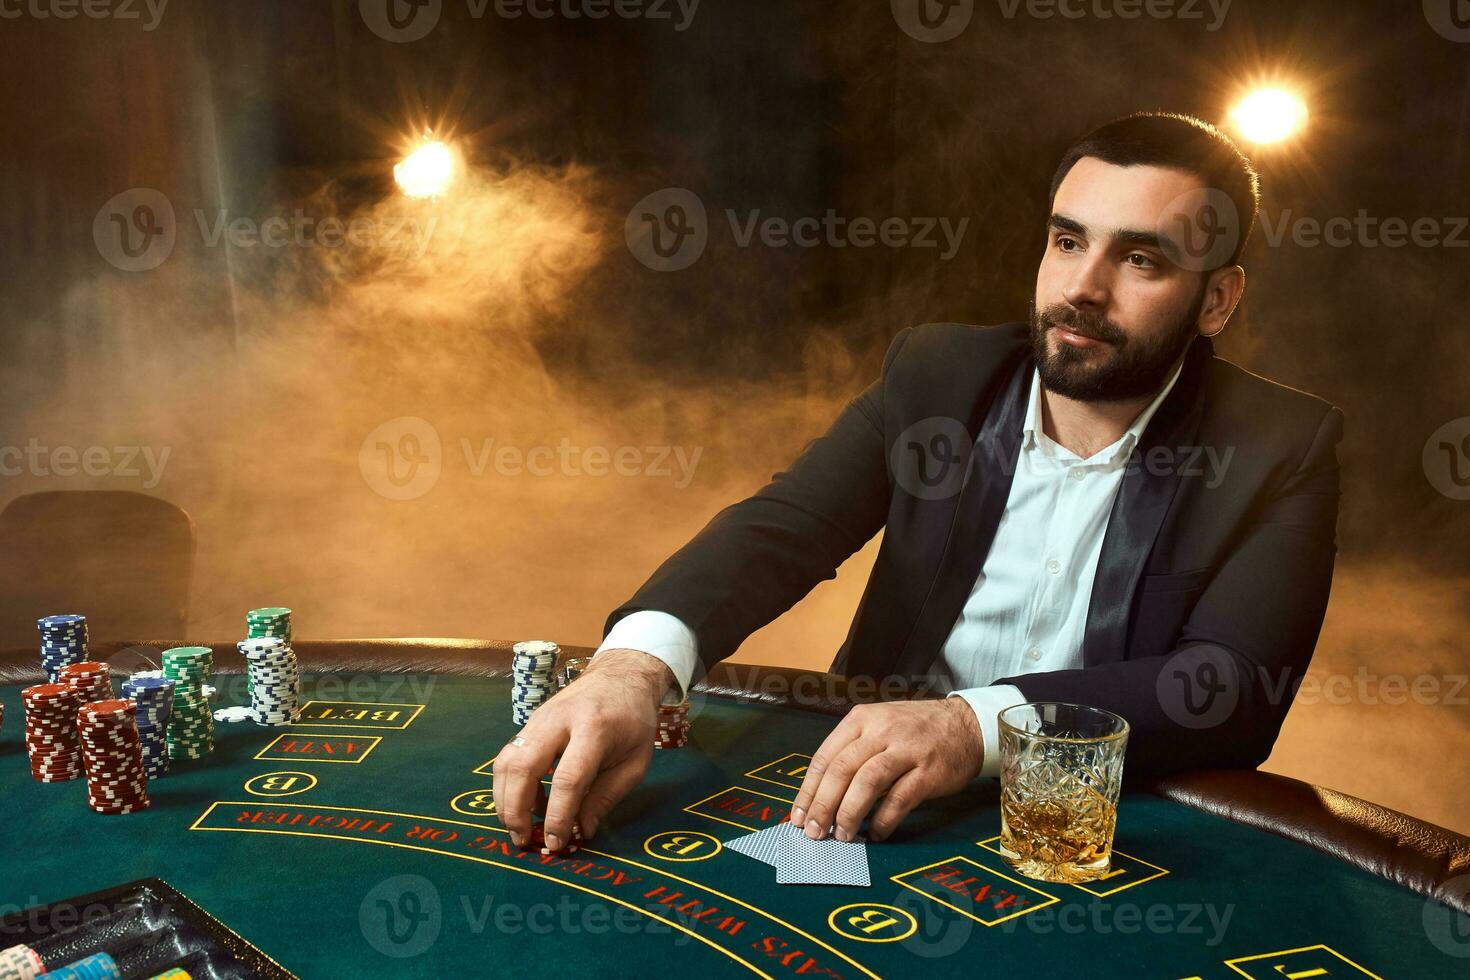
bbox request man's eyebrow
[1048,213,1180,254]
[1047,213,1086,236]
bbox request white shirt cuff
[948,684,1027,778]
[594,610,700,704]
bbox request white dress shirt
[596,358,1184,778]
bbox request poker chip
[655,699,690,749]
[121,674,175,779]
[526,820,584,856]
[511,641,560,725]
[37,614,89,683]
[33,951,121,980]
[162,646,215,761]
[0,943,44,980]
[58,661,112,707]
[77,700,150,815]
[238,634,301,726]
[22,683,84,781]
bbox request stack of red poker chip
[655,700,690,749]
[59,660,112,705]
[77,699,151,815]
[22,683,84,782]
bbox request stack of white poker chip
[511,640,559,726]
[238,636,301,725]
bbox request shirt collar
[1022,354,1186,466]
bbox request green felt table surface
[0,673,1461,979]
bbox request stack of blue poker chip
[511,640,560,726]
[37,614,89,683]
[239,636,301,726]
[121,674,175,779]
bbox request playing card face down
[724,823,788,867]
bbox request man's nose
[1062,256,1111,310]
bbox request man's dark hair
[1048,112,1261,269]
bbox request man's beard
[1028,286,1206,402]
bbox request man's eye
[1126,253,1158,269]
[1054,236,1081,251]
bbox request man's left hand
[790,698,985,842]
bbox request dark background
[0,1,1466,828]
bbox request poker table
[2,640,1468,979]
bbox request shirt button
[1026,648,1043,662]
[1046,558,1061,574]
[1070,468,1085,480]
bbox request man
[494,112,1343,855]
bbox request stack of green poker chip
[162,646,215,760]
[244,608,292,695]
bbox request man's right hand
[492,648,674,852]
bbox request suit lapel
[1082,335,1213,666]
[894,352,1032,677]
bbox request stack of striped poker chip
[655,700,690,749]
[58,661,112,706]
[33,951,122,979]
[77,699,150,815]
[0,944,44,980]
[21,683,84,782]
[238,636,301,725]
[511,641,559,726]
[121,674,175,779]
[244,608,291,695]
[37,614,88,683]
[162,646,215,760]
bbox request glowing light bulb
[1229,89,1308,144]
[395,140,455,198]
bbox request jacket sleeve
[996,404,1345,778]
[602,329,910,671]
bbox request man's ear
[1199,265,1245,339]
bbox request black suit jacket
[606,323,1343,775]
